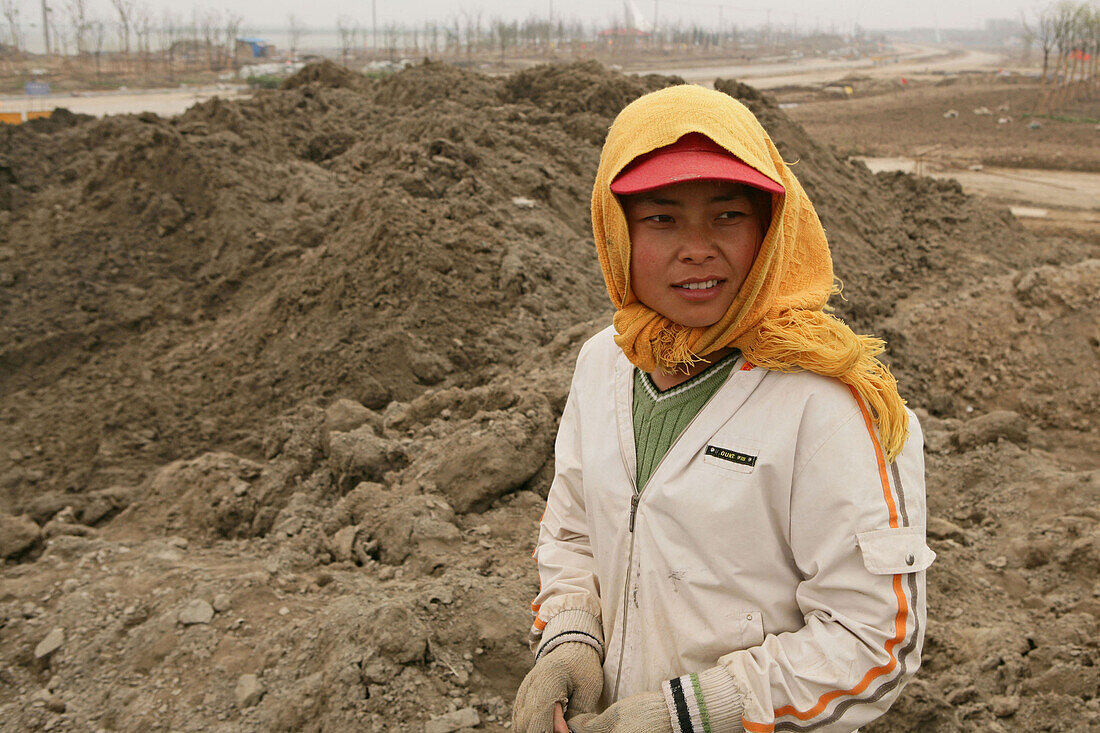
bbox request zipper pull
[629,493,640,532]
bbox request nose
[676,224,718,263]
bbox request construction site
[1,2,1099,729]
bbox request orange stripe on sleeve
[849,385,899,529]
[532,617,547,632]
[744,388,909,728]
[742,719,774,732]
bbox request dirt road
[859,157,1100,212]
[0,85,250,118]
[632,44,1007,88]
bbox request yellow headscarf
[592,84,909,461]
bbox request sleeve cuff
[534,607,604,662]
[662,667,745,733]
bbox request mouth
[668,277,721,288]
[673,279,721,291]
[671,277,725,302]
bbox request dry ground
[1,62,1097,733]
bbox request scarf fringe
[740,311,909,462]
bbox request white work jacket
[532,327,934,732]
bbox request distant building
[236,38,275,60]
[597,27,649,50]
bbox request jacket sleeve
[666,395,933,733]
[713,396,933,733]
[528,378,604,661]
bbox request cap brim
[610,149,785,196]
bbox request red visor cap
[610,132,785,196]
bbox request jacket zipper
[612,430,639,702]
[611,386,719,700]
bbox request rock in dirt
[424,706,480,733]
[927,516,968,545]
[31,688,66,713]
[34,628,64,659]
[235,674,265,708]
[178,599,215,625]
[954,410,1028,451]
[373,495,461,566]
[410,405,553,513]
[324,398,376,434]
[212,593,232,613]
[0,513,40,558]
[327,427,406,488]
[368,603,428,664]
[991,694,1020,718]
[329,524,360,563]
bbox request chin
[669,313,724,329]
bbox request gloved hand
[567,691,673,733]
[513,642,603,733]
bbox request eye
[643,214,674,224]
[717,209,750,221]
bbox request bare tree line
[1024,1,1099,112]
[0,0,245,77]
[335,12,866,67]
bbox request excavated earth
[0,60,1097,732]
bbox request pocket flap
[857,527,936,574]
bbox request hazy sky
[23,0,1052,33]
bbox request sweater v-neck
[632,350,740,489]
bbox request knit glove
[566,691,672,733]
[572,667,745,733]
[513,642,604,733]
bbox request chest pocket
[700,434,762,477]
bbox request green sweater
[632,351,739,490]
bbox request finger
[514,675,567,732]
[554,703,570,733]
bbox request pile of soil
[0,61,1097,732]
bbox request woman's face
[623,180,767,328]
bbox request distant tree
[90,17,106,74]
[222,11,241,70]
[110,0,135,59]
[157,10,179,79]
[63,0,90,56]
[1023,4,1057,81]
[461,9,481,57]
[198,9,218,69]
[491,17,517,65]
[383,22,398,62]
[133,2,153,71]
[336,15,356,66]
[0,0,22,56]
[287,13,304,61]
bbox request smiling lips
[672,278,725,300]
[675,279,720,290]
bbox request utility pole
[40,0,51,55]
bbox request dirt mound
[372,59,500,108]
[0,61,1097,733]
[279,59,371,91]
[504,59,685,117]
